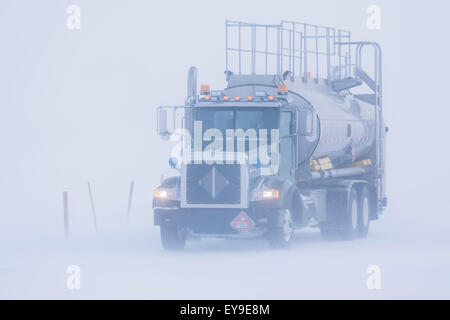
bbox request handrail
[225,20,353,82]
[355,42,384,210]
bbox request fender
[153,176,181,208]
[250,176,294,209]
[250,176,310,227]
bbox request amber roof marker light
[200,84,211,95]
[277,84,288,94]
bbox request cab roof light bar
[198,87,278,102]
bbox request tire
[320,187,359,240]
[160,224,186,250]
[357,187,371,238]
[340,187,359,240]
[268,209,294,248]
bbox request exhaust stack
[187,66,197,103]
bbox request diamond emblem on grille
[199,166,228,198]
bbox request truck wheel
[357,187,371,238]
[268,209,294,248]
[160,224,186,250]
[320,187,359,240]
[340,187,359,240]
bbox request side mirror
[280,111,296,136]
[290,114,297,135]
[298,110,313,135]
[157,108,170,139]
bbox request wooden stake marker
[88,182,99,235]
[127,181,134,222]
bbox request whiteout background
[0,0,449,299]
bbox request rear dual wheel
[357,187,371,238]
[341,187,359,239]
[321,186,371,240]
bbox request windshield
[196,108,279,133]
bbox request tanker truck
[153,20,387,249]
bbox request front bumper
[154,207,282,238]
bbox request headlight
[153,188,178,200]
[251,189,279,201]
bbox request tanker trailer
[152,20,387,249]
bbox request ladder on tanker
[225,20,386,211]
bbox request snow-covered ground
[1,204,449,299]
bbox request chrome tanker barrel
[288,79,376,167]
